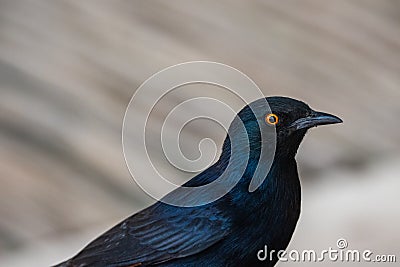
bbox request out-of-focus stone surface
[0,0,399,266]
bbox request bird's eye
[265,113,279,125]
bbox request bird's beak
[289,111,343,131]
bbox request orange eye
[265,113,279,125]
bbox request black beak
[289,111,343,131]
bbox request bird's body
[55,97,341,267]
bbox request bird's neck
[216,133,302,211]
[226,154,300,204]
[185,132,304,200]
[276,129,307,159]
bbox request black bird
[55,96,342,267]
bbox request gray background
[0,0,399,266]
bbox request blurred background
[0,0,399,266]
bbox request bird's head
[176,96,342,204]
[222,96,342,161]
